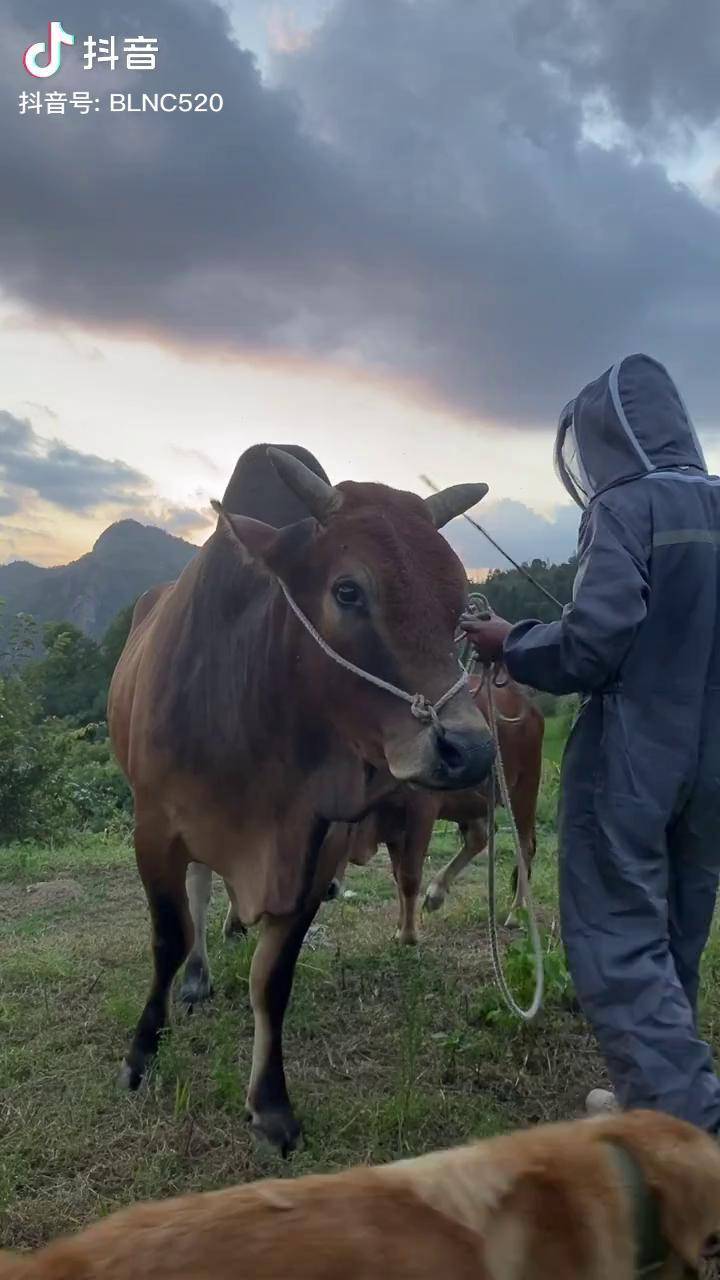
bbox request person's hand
[460,614,513,664]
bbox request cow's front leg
[246,899,321,1154]
[245,818,333,1154]
[122,824,192,1088]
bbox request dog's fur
[2,1112,719,1279]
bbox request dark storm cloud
[2,0,720,427]
[513,0,720,143]
[0,410,151,511]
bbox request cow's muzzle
[386,723,496,791]
[419,726,496,791]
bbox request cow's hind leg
[424,818,488,912]
[505,760,541,927]
[388,839,418,946]
[179,861,214,1006]
[388,803,434,944]
[324,852,349,902]
[506,829,537,928]
[388,840,424,946]
[121,826,192,1089]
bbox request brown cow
[329,674,544,944]
[108,444,495,1152]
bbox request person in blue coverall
[463,353,720,1129]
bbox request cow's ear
[212,502,318,571]
[264,517,319,572]
[212,501,279,565]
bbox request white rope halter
[278,580,468,731]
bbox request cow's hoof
[395,929,418,946]
[503,911,520,930]
[325,879,341,901]
[222,914,247,943]
[423,883,446,912]
[248,1107,302,1157]
[179,957,214,1007]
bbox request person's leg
[559,701,720,1132]
[667,832,718,1026]
[667,734,720,1023]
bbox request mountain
[0,520,198,641]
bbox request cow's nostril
[429,729,496,790]
[436,732,465,774]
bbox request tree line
[481,557,575,622]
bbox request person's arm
[502,498,650,696]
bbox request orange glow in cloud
[265,5,314,54]
[0,300,515,435]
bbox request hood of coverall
[554,353,707,509]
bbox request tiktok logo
[23,20,75,78]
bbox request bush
[28,622,107,725]
[0,605,133,844]
[0,690,132,844]
[0,673,67,841]
[0,609,67,841]
[58,724,132,832]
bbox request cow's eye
[333,579,364,609]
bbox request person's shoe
[585,1088,619,1119]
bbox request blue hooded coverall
[503,353,720,1131]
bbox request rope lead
[485,664,544,1022]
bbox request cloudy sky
[1,0,719,570]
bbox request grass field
[541,710,571,765]
[3,734,720,1254]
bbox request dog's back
[3,1113,720,1280]
[0,1170,487,1280]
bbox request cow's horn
[425,483,489,530]
[268,448,343,523]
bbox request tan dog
[2,1112,720,1279]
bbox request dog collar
[605,1142,671,1277]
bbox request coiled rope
[463,594,544,1022]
